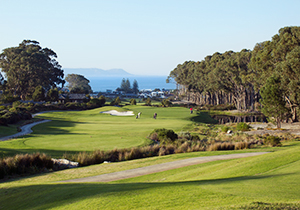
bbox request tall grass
[0,153,53,179]
[65,139,248,166]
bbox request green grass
[1,105,299,209]
[0,124,19,137]
[0,141,299,209]
[0,106,205,158]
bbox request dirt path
[60,152,269,183]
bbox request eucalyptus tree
[260,76,289,128]
[0,40,64,100]
[249,26,300,121]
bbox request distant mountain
[63,68,133,78]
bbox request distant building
[59,94,88,103]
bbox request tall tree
[249,26,300,121]
[0,40,64,100]
[120,78,131,93]
[260,76,289,128]
[132,79,139,94]
[65,74,92,94]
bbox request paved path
[0,119,51,141]
[60,152,269,183]
[0,110,73,141]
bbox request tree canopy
[260,76,289,128]
[117,78,139,93]
[65,74,92,94]
[168,26,300,122]
[0,40,64,100]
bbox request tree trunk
[277,117,281,128]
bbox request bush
[89,98,106,107]
[264,136,282,147]
[145,98,151,106]
[161,99,172,107]
[236,122,251,131]
[221,126,230,133]
[149,128,178,143]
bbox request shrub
[161,99,172,107]
[145,98,151,106]
[264,136,282,147]
[236,122,251,131]
[90,98,105,106]
[221,126,230,133]
[149,128,178,143]
[178,131,191,140]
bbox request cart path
[60,152,269,183]
[0,110,74,141]
[0,119,51,141]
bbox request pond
[210,114,267,124]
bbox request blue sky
[1,0,300,76]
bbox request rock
[227,130,233,134]
[51,158,79,168]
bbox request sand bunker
[100,110,134,116]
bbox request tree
[145,98,151,106]
[120,78,131,93]
[130,98,136,105]
[250,26,300,121]
[98,95,106,105]
[65,74,92,94]
[132,79,139,94]
[47,88,59,102]
[32,86,45,102]
[110,96,121,106]
[0,40,64,100]
[260,76,289,128]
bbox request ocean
[89,76,176,92]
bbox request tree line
[168,26,300,123]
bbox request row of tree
[116,78,139,94]
[168,26,300,123]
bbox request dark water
[211,114,267,124]
[89,76,176,92]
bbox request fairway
[0,142,299,209]
[0,106,198,157]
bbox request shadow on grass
[190,112,218,124]
[0,173,293,210]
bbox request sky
[0,0,300,76]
